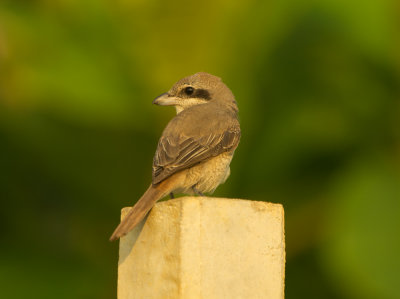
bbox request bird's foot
[170,192,175,199]
[192,186,205,196]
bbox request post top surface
[121,196,283,214]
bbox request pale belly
[173,151,234,195]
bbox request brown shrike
[110,72,241,241]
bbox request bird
[110,72,241,241]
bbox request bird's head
[152,72,237,114]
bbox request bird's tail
[109,180,172,241]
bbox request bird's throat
[175,106,184,114]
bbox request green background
[1,1,399,298]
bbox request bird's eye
[184,86,194,95]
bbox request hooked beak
[152,92,179,106]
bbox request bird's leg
[170,192,175,199]
[192,186,205,196]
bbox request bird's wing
[152,119,240,184]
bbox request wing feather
[152,128,240,184]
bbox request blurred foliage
[0,0,399,298]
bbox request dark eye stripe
[194,89,211,100]
[180,87,211,100]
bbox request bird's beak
[152,93,179,106]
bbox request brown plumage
[110,72,240,241]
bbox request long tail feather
[109,181,171,241]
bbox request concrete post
[117,197,285,299]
